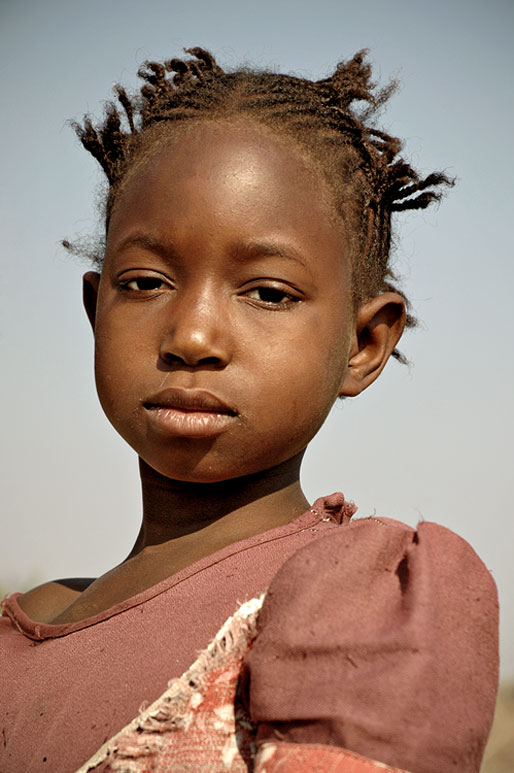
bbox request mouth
[143,388,237,438]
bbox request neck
[128,453,309,558]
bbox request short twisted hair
[70,47,452,345]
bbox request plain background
[1,0,513,678]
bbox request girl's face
[86,122,357,482]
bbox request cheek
[251,316,350,436]
[93,317,146,418]
[290,307,351,391]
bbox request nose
[159,287,232,369]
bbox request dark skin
[18,121,405,625]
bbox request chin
[140,453,252,485]
[139,445,300,485]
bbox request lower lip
[144,406,236,438]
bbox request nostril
[161,352,187,366]
[197,356,225,366]
[160,351,226,369]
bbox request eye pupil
[258,287,286,303]
[134,277,162,290]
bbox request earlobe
[340,292,406,397]
[83,271,101,332]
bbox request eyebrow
[238,239,308,268]
[113,233,308,269]
[115,233,176,259]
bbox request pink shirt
[0,494,354,773]
[0,494,498,773]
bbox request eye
[244,285,300,307]
[118,274,171,292]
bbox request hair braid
[114,85,136,134]
[71,46,453,350]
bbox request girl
[0,48,498,773]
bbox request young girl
[0,48,498,773]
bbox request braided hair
[71,47,452,343]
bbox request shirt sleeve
[244,517,499,773]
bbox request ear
[83,271,101,332]
[340,292,406,397]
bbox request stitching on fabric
[16,511,326,640]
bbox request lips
[144,387,236,415]
[143,388,237,438]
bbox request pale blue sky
[1,0,513,676]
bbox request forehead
[108,121,350,277]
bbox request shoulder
[253,515,499,676]
[291,514,494,576]
[11,577,95,624]
[263,516,498,627]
